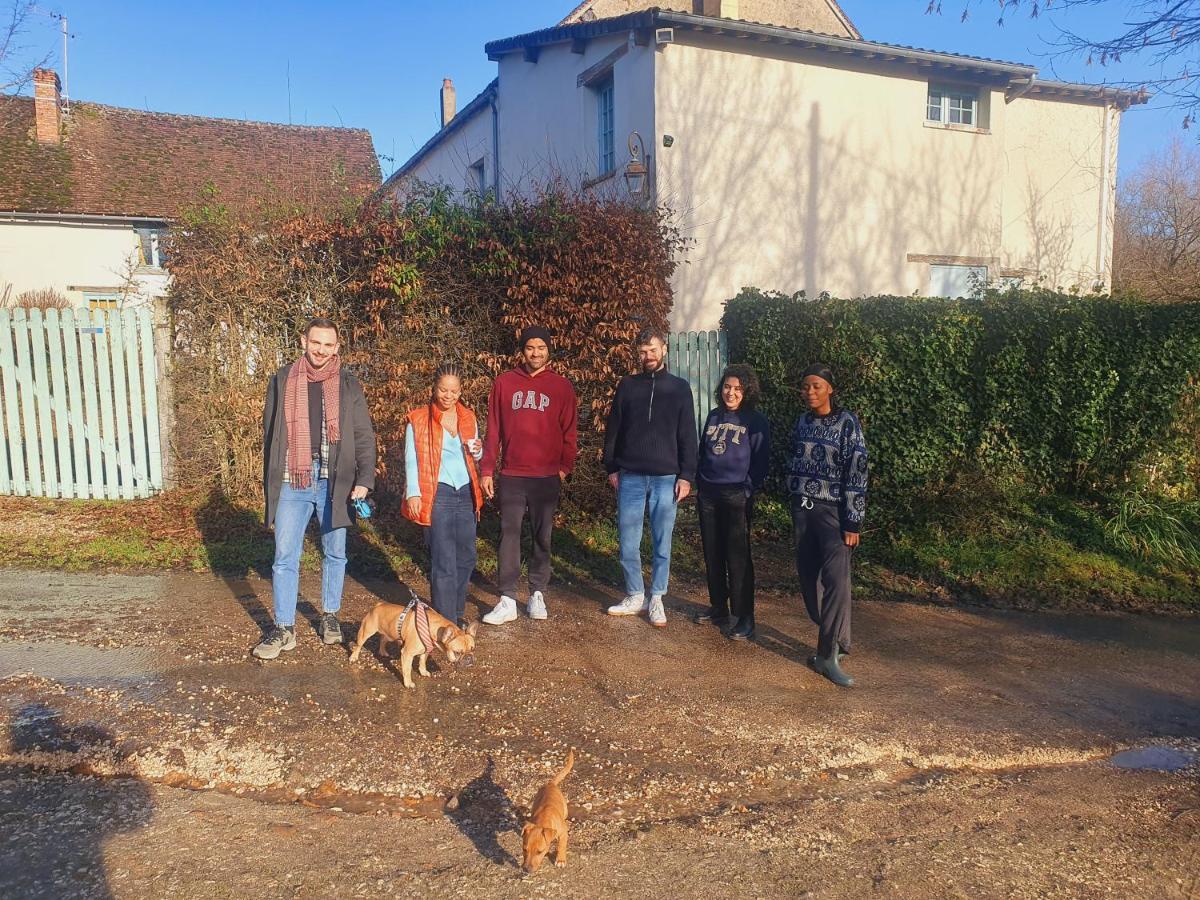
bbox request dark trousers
[428,482,477,623]
[497,474,561,596]
[697,483,755,619]
[792,497,852,658]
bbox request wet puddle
[1109,746,1197,772]
[0,641,163,686]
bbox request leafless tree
[928,1,1199,124]
[0,1,47,93]
[1112,137,1200,300]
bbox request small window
[927,85,979,127]
[929,264,987,298]
[135,227,167,268]
[595,77,615,175]
[84,292,121,310]
[468,159,486,196]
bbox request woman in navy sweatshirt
[695,364,771,640]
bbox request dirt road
[0,570,1197,898]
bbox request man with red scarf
[254,318,377,660]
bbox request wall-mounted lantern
[624,131,648,197]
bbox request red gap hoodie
[481,366,579,478]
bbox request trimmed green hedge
[722,289,1200,508]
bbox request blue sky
[11,1,1184,180]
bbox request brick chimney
[700,0,739,18]
[33,68,62,144]
[440,78,456,128]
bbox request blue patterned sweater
[786,408,869,533]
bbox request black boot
[728,615,755,641]
[695,606,729,626]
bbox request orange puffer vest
[403,402,483,527]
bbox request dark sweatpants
[427,482,477,623]
[791,497,852,658]
[497,474,561,597]
[697,482,755,619]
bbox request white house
[385,2,1146,331]
[1,69,380,310]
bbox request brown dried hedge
[166,184,685,516]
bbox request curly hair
[716,364,761,411]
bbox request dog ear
[522,823,537,837]
[466,621,479,637]
[436,626,452,646]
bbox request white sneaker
[648,595,667,627]
[527,591,547,620]
[483,595,518,625]
[607,593,648,616]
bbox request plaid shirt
[282,414,331,484]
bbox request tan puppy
[522,749,575,873]
[348,600,478,688]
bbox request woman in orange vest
[403,362,484,626]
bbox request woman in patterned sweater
[786,364,868,687]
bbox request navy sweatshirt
[697,407,771,494]
[603,366,698,482]
[786,408,869,533]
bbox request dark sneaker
[253,625,296,660]
[695,607,730,626]
[318,613,343,645]
[728,616,755,641]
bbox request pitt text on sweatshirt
[697,407,771,494]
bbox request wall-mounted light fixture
[624,131,648,197]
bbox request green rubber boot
[808,648,855,687]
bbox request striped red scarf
[284,354,341,488]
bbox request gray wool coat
[262,363,377,530]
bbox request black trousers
[697,483,755,619]
[791,497,852,658]
[497,474,562,596]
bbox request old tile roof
[0,95,380,219]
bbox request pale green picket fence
[668,329,728,434]
[0,307,164,499]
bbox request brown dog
[348,600,477,688]
[522,749,575,873]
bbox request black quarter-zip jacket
[602,364,698,481]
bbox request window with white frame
[595,77,615,176]
[929,264,987,298]
[927,85,980,127]
[468,159,486,196]
[135,227,167,268]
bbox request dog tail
[551,748,575,786]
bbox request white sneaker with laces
[648,594,667,627]
[483,595,518,625]
[607,593,648,616]
[527,591,548,620]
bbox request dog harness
[397,595,436,655]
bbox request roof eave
[382,79,499,191]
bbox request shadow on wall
[658,50,1090,327]
[0,703,154,899]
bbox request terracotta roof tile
[0,95,380,218]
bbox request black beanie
[518,325,553,352]
[801,363,836,388]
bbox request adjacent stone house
[0,69,380,309]
[386,2,1145,331]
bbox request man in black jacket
[603,327,698,627]
[254,317,376,660]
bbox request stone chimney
[700,0,739,18]
[440,78,456,128]
[33,69,62,144]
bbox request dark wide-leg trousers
[428,482,477,623]
[791,497,852,658]
[697,484,755,619]
[496,474,562,597]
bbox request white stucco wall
[656,38,1119,330]
[0,218,167,307]
[398,102,495,194]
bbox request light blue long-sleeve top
[405,423,483,499]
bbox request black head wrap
[801,364,836,388]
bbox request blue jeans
[427,482,477,623]
[271,461,347,627]
[617,472,679,597]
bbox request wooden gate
[668,329,728,434]
[0,307,165,499]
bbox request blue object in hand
[353,497,372,519]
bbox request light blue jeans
[617,471,679,597]
[271,461,347,626]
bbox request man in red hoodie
[480,326,579,625]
